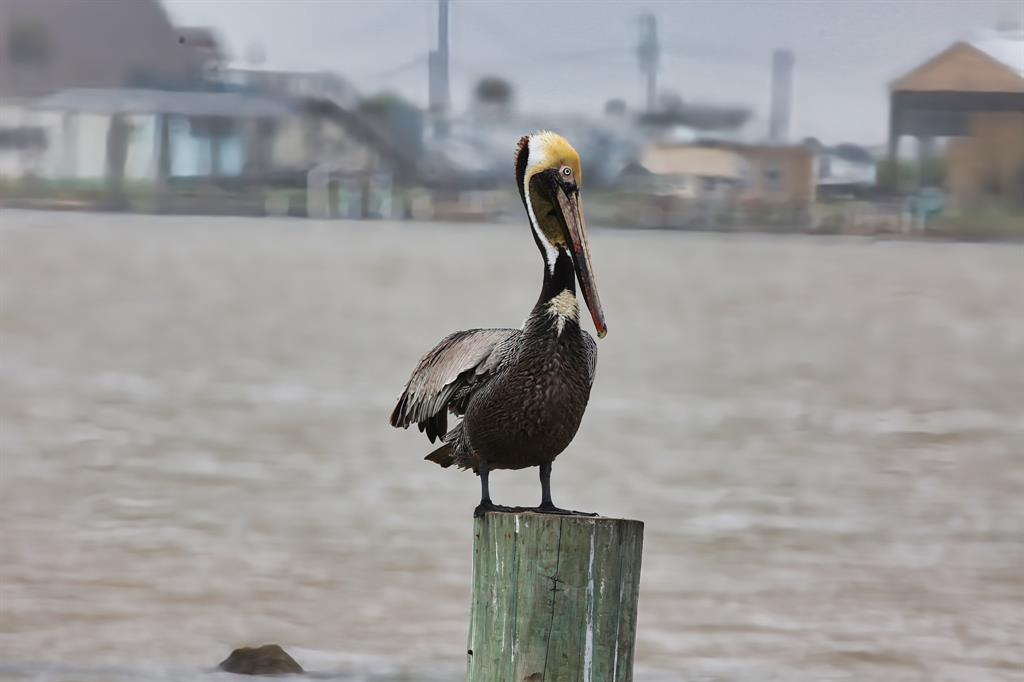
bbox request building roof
[32,88,292,118]
[891,36,1024,93]
[219,68,360,111]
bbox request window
[762,167,783,193]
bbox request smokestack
[769,49,793,143]
[429,0,451,138]
[636,14,659,113]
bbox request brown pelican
[390,132,607,517]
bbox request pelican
[390,132,607,517]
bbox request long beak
[555,187,607,338]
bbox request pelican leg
[473,460,520,517]
[534,462,598,516]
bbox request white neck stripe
[522,174,558,274]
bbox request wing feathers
[389,328,518,441]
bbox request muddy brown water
[1,211,1021,681]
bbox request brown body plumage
[389,132,607,515]
[392,299,596,473]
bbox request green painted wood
[466,513,644,682]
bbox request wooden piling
[466,512,644,682]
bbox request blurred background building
[888,34,1024,206]
[0,0,1021,238]
[0,0,422,217]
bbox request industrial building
[888,32,1024,207]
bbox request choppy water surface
[1,210,1022,681]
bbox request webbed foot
[531,502,599,517]
[473,501,527,517]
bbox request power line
[327,3,421,44]
[364,53,430,80]
[458,2,632,63]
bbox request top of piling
[475,510,644,530]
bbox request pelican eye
[561,167,572,177]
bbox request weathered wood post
[466,512,644,682]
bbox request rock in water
[219,644,303,675]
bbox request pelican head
[514,131,607,338]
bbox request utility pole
[637,14,659,113]
[428,0,451,138]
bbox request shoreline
[1,202,1021,245]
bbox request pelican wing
[390,328,519,443]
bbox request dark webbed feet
[532,502,599,517]
[532,462,597,516]
[473,501,526,517]
[474,462,529,516]
[472,461,598,517]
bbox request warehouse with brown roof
[888,32,1024,206]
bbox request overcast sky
[164,0,1022,145]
